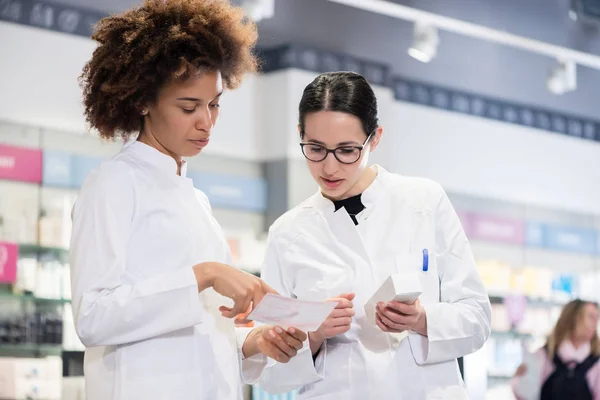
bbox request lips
[189,138,209,149]
[321,177,344,189]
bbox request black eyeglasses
[299,133,373,164]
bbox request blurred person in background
[256,71,491,400]
[512,299,600,400]
[70,1,305,399]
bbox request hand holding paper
[243,325,307,363]
[365,271,426,335]
[376,298,426,335]
[309,293,355,354]
[246,293,338,331]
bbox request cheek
[306,161,322,179]
[211,108,220,124]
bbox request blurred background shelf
[0,343,63,357]
[0,292,70,305]
[17,244,69,263]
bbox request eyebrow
[176,91,223,102]
[304,138,361,146]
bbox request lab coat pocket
[395,253,439,306]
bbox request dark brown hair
[80,0,259,139]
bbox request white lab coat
[69,141,266,400]
[258,166,491,400]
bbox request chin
[183,148,203,157]
[320,186,348,200]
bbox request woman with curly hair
[70,1,306,399]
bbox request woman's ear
[369,126,384,152]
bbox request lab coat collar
[125,140,188,177]
[309,165,388,213]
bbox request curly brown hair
[80,0,259,139]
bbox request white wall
[3,22,600,216]
[0,22,263,161]
[272,69,600,216]
[0,23,94,134]
[388,102,600,216]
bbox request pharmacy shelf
[491,330,534,340]
[0,292,70,305]
[0,343,63,357]
[488,295,566,308]
[17,244,69,263]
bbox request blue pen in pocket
[422,249,429,272]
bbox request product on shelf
[0,182,39,244]
[38,188,77,249]
[0,305,63,346]
[476,260,512,295]
[0,356,62,400]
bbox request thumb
[338,292,355,300]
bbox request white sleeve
[257,233,326,394]
[409,186,492,364]
[235,327,268,384]
[209,209,269,383]
[69,162,203,348]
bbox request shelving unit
[0,292,70,305]
[0,343,63,357]
[17,244,69,263]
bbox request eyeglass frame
[299,132,374,164]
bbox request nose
[195,106,214,132]
[322,152,340,175]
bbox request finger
[230,296,253,318]
[287,327,307,343]
[267,329,297,357]
[219,305,237,319]
[333,298,354,309]
[265,342,290,363]
[330,317,353,327]
[261,280,279,295]
[378,311,408,331]
[234,303,253,324]
[376,314,391,332]
[380,308,409,324]
[278,329,304,350]
[330,308,355,318]
[337,292,356,301]
[386,301,417,315]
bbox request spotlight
[547,59,577,95]
[408,22,439,63]
[241,0,275,22]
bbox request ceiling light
[408,22,439,63]
[240,0,275,22]
[547,59,577,95]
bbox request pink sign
[0,144,42,183]
[0,242,18,284]
[505,295,528,327]
[469,214,525,244]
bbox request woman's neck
[570,336,587,349]
[137,131,184,175]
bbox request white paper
[364,272,423,325]
[512,350,542,400]
[247,293,337,331]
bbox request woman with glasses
[256,71,491,399]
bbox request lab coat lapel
[323,205,371,265]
